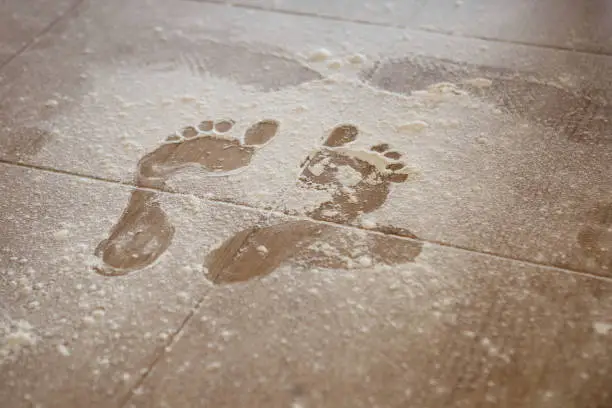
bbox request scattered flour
[1,320,38,362]
[308,48,333,62]
[397,120,429,133]
[327,60,342,70]
[359,215,377,229]
[44,99,59,108]
[52,229,70,240]
[335,165,362,187]
[57,344,71,357]
[347,53,366,65]
[464,78,493,88]
[593,322,612,335]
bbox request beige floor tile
[125,221,612,408]
[413,0,612,54]
[0,0,79,65]
[0,163,282,407]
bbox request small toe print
[371,143,390,153]
[214,120,234,133]
[388,172,409,183]
[386,163,404,171]
[198,120,214,132]
[182,126,198,138]
[384,151,402,160]
[324,125,359,147]
[244,119,280,145]
[165,134,181,142]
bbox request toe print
[324,124,359,147]
[214,119,234,133]
[94,119,280,276]
[243,119,279,145]
[298,124,412,224]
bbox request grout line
[119,305,201,407]
[1,158,611,284]
[0,0,86,72]
[0,158,134,187]
[195,0,612,58]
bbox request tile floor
[1,0,611,407]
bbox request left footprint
[94,118,279,276]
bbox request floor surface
[1,0,612,407]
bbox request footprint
[205,219,422,285]
[137,118,279,188]
[365,55,612,144]
[577,202,612,273]
[94,118,279,276]
[298,124,412,224]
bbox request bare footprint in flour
[94,119,279,276]
[137,118,279,188]
[299,124,412,226]
[204,124,421,284]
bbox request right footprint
[94,118,280,277]
[298,124,412,224]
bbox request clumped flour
[0,319,38,363]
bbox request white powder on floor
[0,320,38,363]
[397,120,429,133]
[57,344,71,357]
[308,48,333,62]
[463,78,493,88]
[593,322,612,335]
[335,165,362,187]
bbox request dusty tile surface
[274,74,612,277]
[0,0,322,209]
[126,221,612,408]
[0,162,284,407]
[0,0,78,65]
[414,0,612,54]
[2,0,611,278]
[1,1,612,406]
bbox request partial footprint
[298,124,412,224]
[365,55,612,144]
[205,219,422,285]
[94,190,174,276]
[576,202,612,273]
[137,118,280,188]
